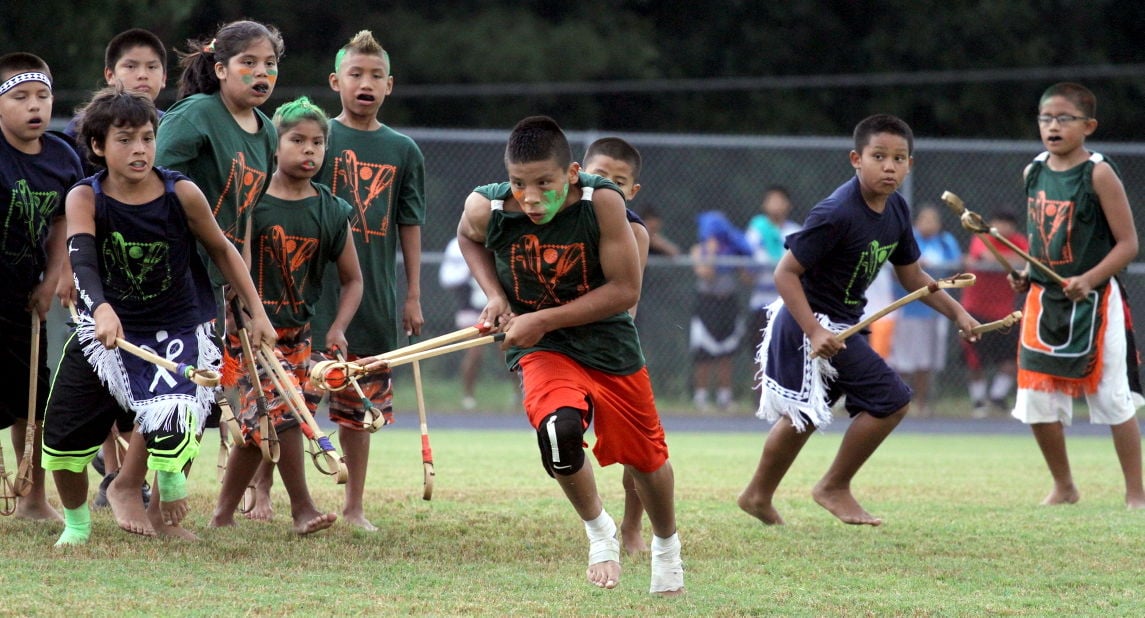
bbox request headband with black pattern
[0,72,51,97]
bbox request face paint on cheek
[512,189,524,203]
[267,69,278,86]
[538,183,568,224]
[238,68,254,85]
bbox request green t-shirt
[312,120,426,355]
[477,172,645,375]
[156,92,277,283]
[250,182,352,329]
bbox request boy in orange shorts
[455,116,683,596]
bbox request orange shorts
[518,351,668,473]
[226,325,313,445]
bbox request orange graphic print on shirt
[216,151,268,243]
[1028,190,1074,268]
[330,149,395,244]
[258,225,319,314]
[509,235,588,309]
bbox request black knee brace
[535,407,586,477]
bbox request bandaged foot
[584,510,621,589]
[54,505,92,547]
[649,532,684,596]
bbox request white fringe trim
[75,315,219,436]
[754,299,846,433]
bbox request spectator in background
[439,237,492,411]
[635,204,682,258]
[890,204,962,416]
[746,185,802,353]
[690,211,754,411]
[863,263,898,359]
[962,211,1027,418]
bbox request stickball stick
[941,191,1066,286]
[230,298,280,464]
[257,343,348,484]
[968,310,1023,336]
[812,273,977,358]
[411,353,435,501]
[14,312,40,496]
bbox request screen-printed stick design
[1029,191,1074,267]
[103,232,170,301]
[215,152,268,243]
[331,149,395,244]
[510,235,588,309]
[843,239,897,307]
[3,179,57,263]
[259,225,318,313]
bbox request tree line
[2,0,1143,140]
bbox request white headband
[0,72,51,97]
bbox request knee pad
[535,407,586,477]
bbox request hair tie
[203,38,216,54]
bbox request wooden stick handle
[969,311,1023,335]
[382,334,505,369]
[412,356,435,501]
[833,273,976,343]
[370,324,488,363]
[15,312,40,496]
[941,190,1065,286]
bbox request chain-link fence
[405,128,1145,413]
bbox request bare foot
[208,510,237,528]
[160,497,190,526]
[243,488,274,521]
[737,491,785,525]
[148,507,200,540]
[1040,485,1080,505]
[587,560,621,590]
[621,526,648,556]
[342,511,378,532]
[14,500,62,523]
[294,512,337,535]
[812,484,882,526]
[108,476,156,536]
[1126,491,1145,510]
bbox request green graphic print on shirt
[844,239,898,308]
[103,232,171,302]
[4,179,57,264]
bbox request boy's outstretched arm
[457,192,510,329]
[398,224,424,336]
[1064,162,1138,301]
[325,225,364,353]
[176,180,276,350]
[774,251,843,358]
[894,261,980,341]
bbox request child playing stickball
[42,86,273,544]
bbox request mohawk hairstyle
[334,30,389,73]
[505,116,572,168]
[272,95,329,137]
[1040,82,1096,119]
[584,137,642,181]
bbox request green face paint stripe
[538,183,569,224]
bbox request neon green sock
[157,470,187,502]
[54,504,92,547]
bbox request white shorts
[889,316,949,373]
[1012,281,1139,426]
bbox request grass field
[2,418,1143,616]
